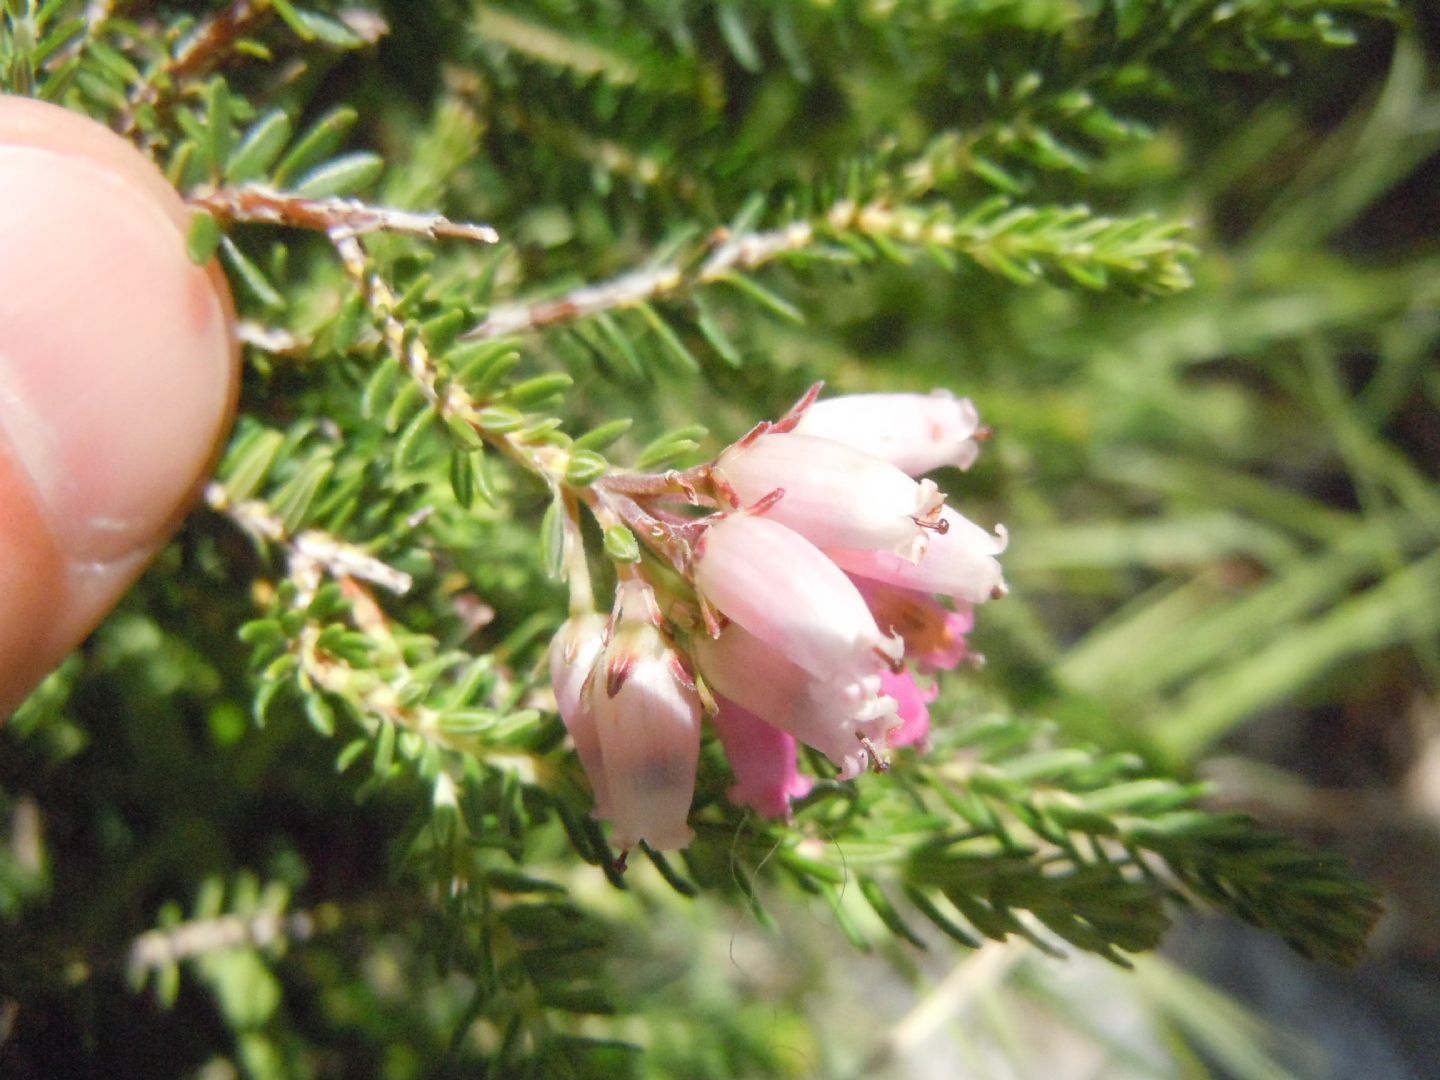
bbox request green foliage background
[3,1,1437,1077]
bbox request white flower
[792,389,983,475]
[828,507,1008,605]
[695,511,902,680]
[695,620,897,780]
[712,431,944,562]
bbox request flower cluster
[550,388,1006,853]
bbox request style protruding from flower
[547,383,1007,857]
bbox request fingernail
[0,142,234,564]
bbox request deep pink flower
[792,389,983,475]
[711,695,814,819]
[851,577,974,672]
[712,431,944,562]
[694,511,901,680]
[880,668,939,749]
[828,506,1007,605]
[694,620,896,779]
[590,580,703,851]
[548,612,610,816]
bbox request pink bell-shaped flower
[851,577,974,672]
[694,620,896,779]
[694,510,902,680]
[591,579,703,851]
[792,389,984,476]
[880,668,939,749]
[828,507,1008,605]
[548,612,611,816]
[711,695,814,819]
[712,431,945,562]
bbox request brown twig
[116,0,275,139]
[205,480,414,601]
[193,185,499,243]
[332,231,441,405]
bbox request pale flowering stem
[333,231,440,406]
[193,185,500,243]
[237,319,383,360]
[461,152,1016,343]
[127,906,326,979]
[330,232,560,478]
[463,221,816,341]
[48,0,117,67]
[168,0,275,78]
[204,481,413,602]
[209,471,531,773]
[559,491,595,615]
[295,584,540,779]
[463,145,1185,341]
[236,319,308,356]
[115,0,274,140]
[467,265,687,340]
[117,3,387,142]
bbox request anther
[857,733,891,773]
[913,514,949,535]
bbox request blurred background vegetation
[2,0,1437,1077]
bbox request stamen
[913,514,950,535]
[973,425,993,442]
[700,594,726,639]
[615,849,630,874]
[857,733,891,773]
[873,645,906,674]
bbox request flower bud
[711,696,813,819]
[695,512,902,680]
[828,507,1007,605]
[712,432,944,562]
[591,580,702,851]
[694,620,896,779]
[548,612,610,816]
[792,390,983,475]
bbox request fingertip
[0,96,238,715]
[0,440,66,718]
